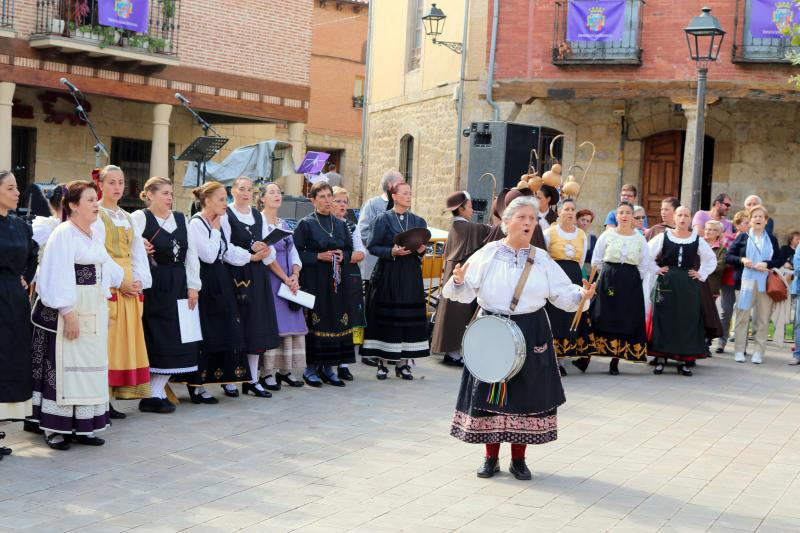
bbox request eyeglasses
[633,216,645,220]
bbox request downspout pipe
[359,1,374,205]
[454,0,470,190]
[486,0,500,121]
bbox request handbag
[767,269,789,302]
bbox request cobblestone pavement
[1,344,799,533]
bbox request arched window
[399,134,414,185]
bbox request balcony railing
[32,0,179,58]
[552,0,645,66]
[1,0,14,31]
[732,0,799,63]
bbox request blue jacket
[725,232,781,291]
[792,246,800,296]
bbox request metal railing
[552,0,645,65]
[32,0,179,56]
[732,0,799,63]
[1,0,14,29]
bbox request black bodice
[142,210,188,266]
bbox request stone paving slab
[0,344,799,532]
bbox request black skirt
[343,263,365,329]
[142,264,198,374]
[589,262,648,362]
[303,261,355,367]
[185,260,250,385]
[362,255,430,360]
[648,268,707,360]
[451,309,563,445]
[227,261,280,354]
[0,275,32,411]
[546,260,591,358]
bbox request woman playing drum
[442,196,595,480]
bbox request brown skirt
[701,282,724,339]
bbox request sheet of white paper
[278,283,316,309]
[177,299,203,343]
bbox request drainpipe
[359,2,374,205]
[453,0,470,190]
[486,0,500,121]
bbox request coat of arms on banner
[773,2,794,32]
[587,6,606,33]
[115,0,134,19]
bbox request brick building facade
[1,0,312,212]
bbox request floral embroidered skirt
[451,309,564,445]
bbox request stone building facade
[365,0,800,236]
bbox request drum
[462,314,526,383]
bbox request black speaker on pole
[466,121,563,222]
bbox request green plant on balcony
[147,36,167,53]
[161,0,176,19]
[127,33,148,49]
[97,25,120,48]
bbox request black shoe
[320,372,346,387]
[443,354,465,367]
[242,382,272,398]
[509,459,532,480]
[572,358,589,373]
[187,386,219,404]
[109,404,127,419]
[376,364,389,380]
[259,375,281,391]
[0,446,10,457]
[23,420,43,435]
[395,364,414,380]
[361,356,378,367]
[221,385,240,398]
[337,367,354,381]
[559,365,567,377]
[44,434,70,451]
[138,397,176,414]
[677,364,693,377]
[477,457,500,478]
[73,435,105,446]
[609,362,620,376]
[653,363,664,375]
[715,346,725,354]
[303,373,323,388]
[275,372,304,387]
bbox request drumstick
[570,266,598,332]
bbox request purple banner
[750,0,800,38]
[98,0,149,33]
[296,151,330,174]
[566,0,626,42]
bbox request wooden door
[641,131,683,222]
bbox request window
[399,135,414,185]
[353,76,364,108]
[11,126,36,195]
[110,137,175,211]
[407,0,424,70]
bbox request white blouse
[647,229,717,282]
[442,241,588,315]
[130,210,202,291]
[591,229,658,279]
[221,207,276,267]
[263,215,302,269]
[37,222,124,315]
[31,215,60,248]
[93,206,152,289]
[537,211,551,231]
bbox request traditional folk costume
[0,214,37,423]
[543,225,592,363]
[293,212,355,379]
[442,242,586,461]
[261,216,307,385]
[485,188,547,249]
[96,207,152,400]
[430,217,490,360]
[362,210,430,368]
[582,230,657,371]
[222,206,280,396]
[185,215,250,393]
[131,210,199,408]
[31,223,124,437]
[647,230,717,369]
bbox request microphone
[60,78,81,94]
[175,92,190,105]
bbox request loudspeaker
[466,122,562,222]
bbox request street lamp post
[422,3,464,54]
[684,7,725,213]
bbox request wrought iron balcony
[552,0,645,66]
[1,0,15,35]
[31,0,180,66]
[732,0,800,63]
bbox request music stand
[176,136,229,186]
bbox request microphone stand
[66,87,108,169]
[178,99,221,186]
